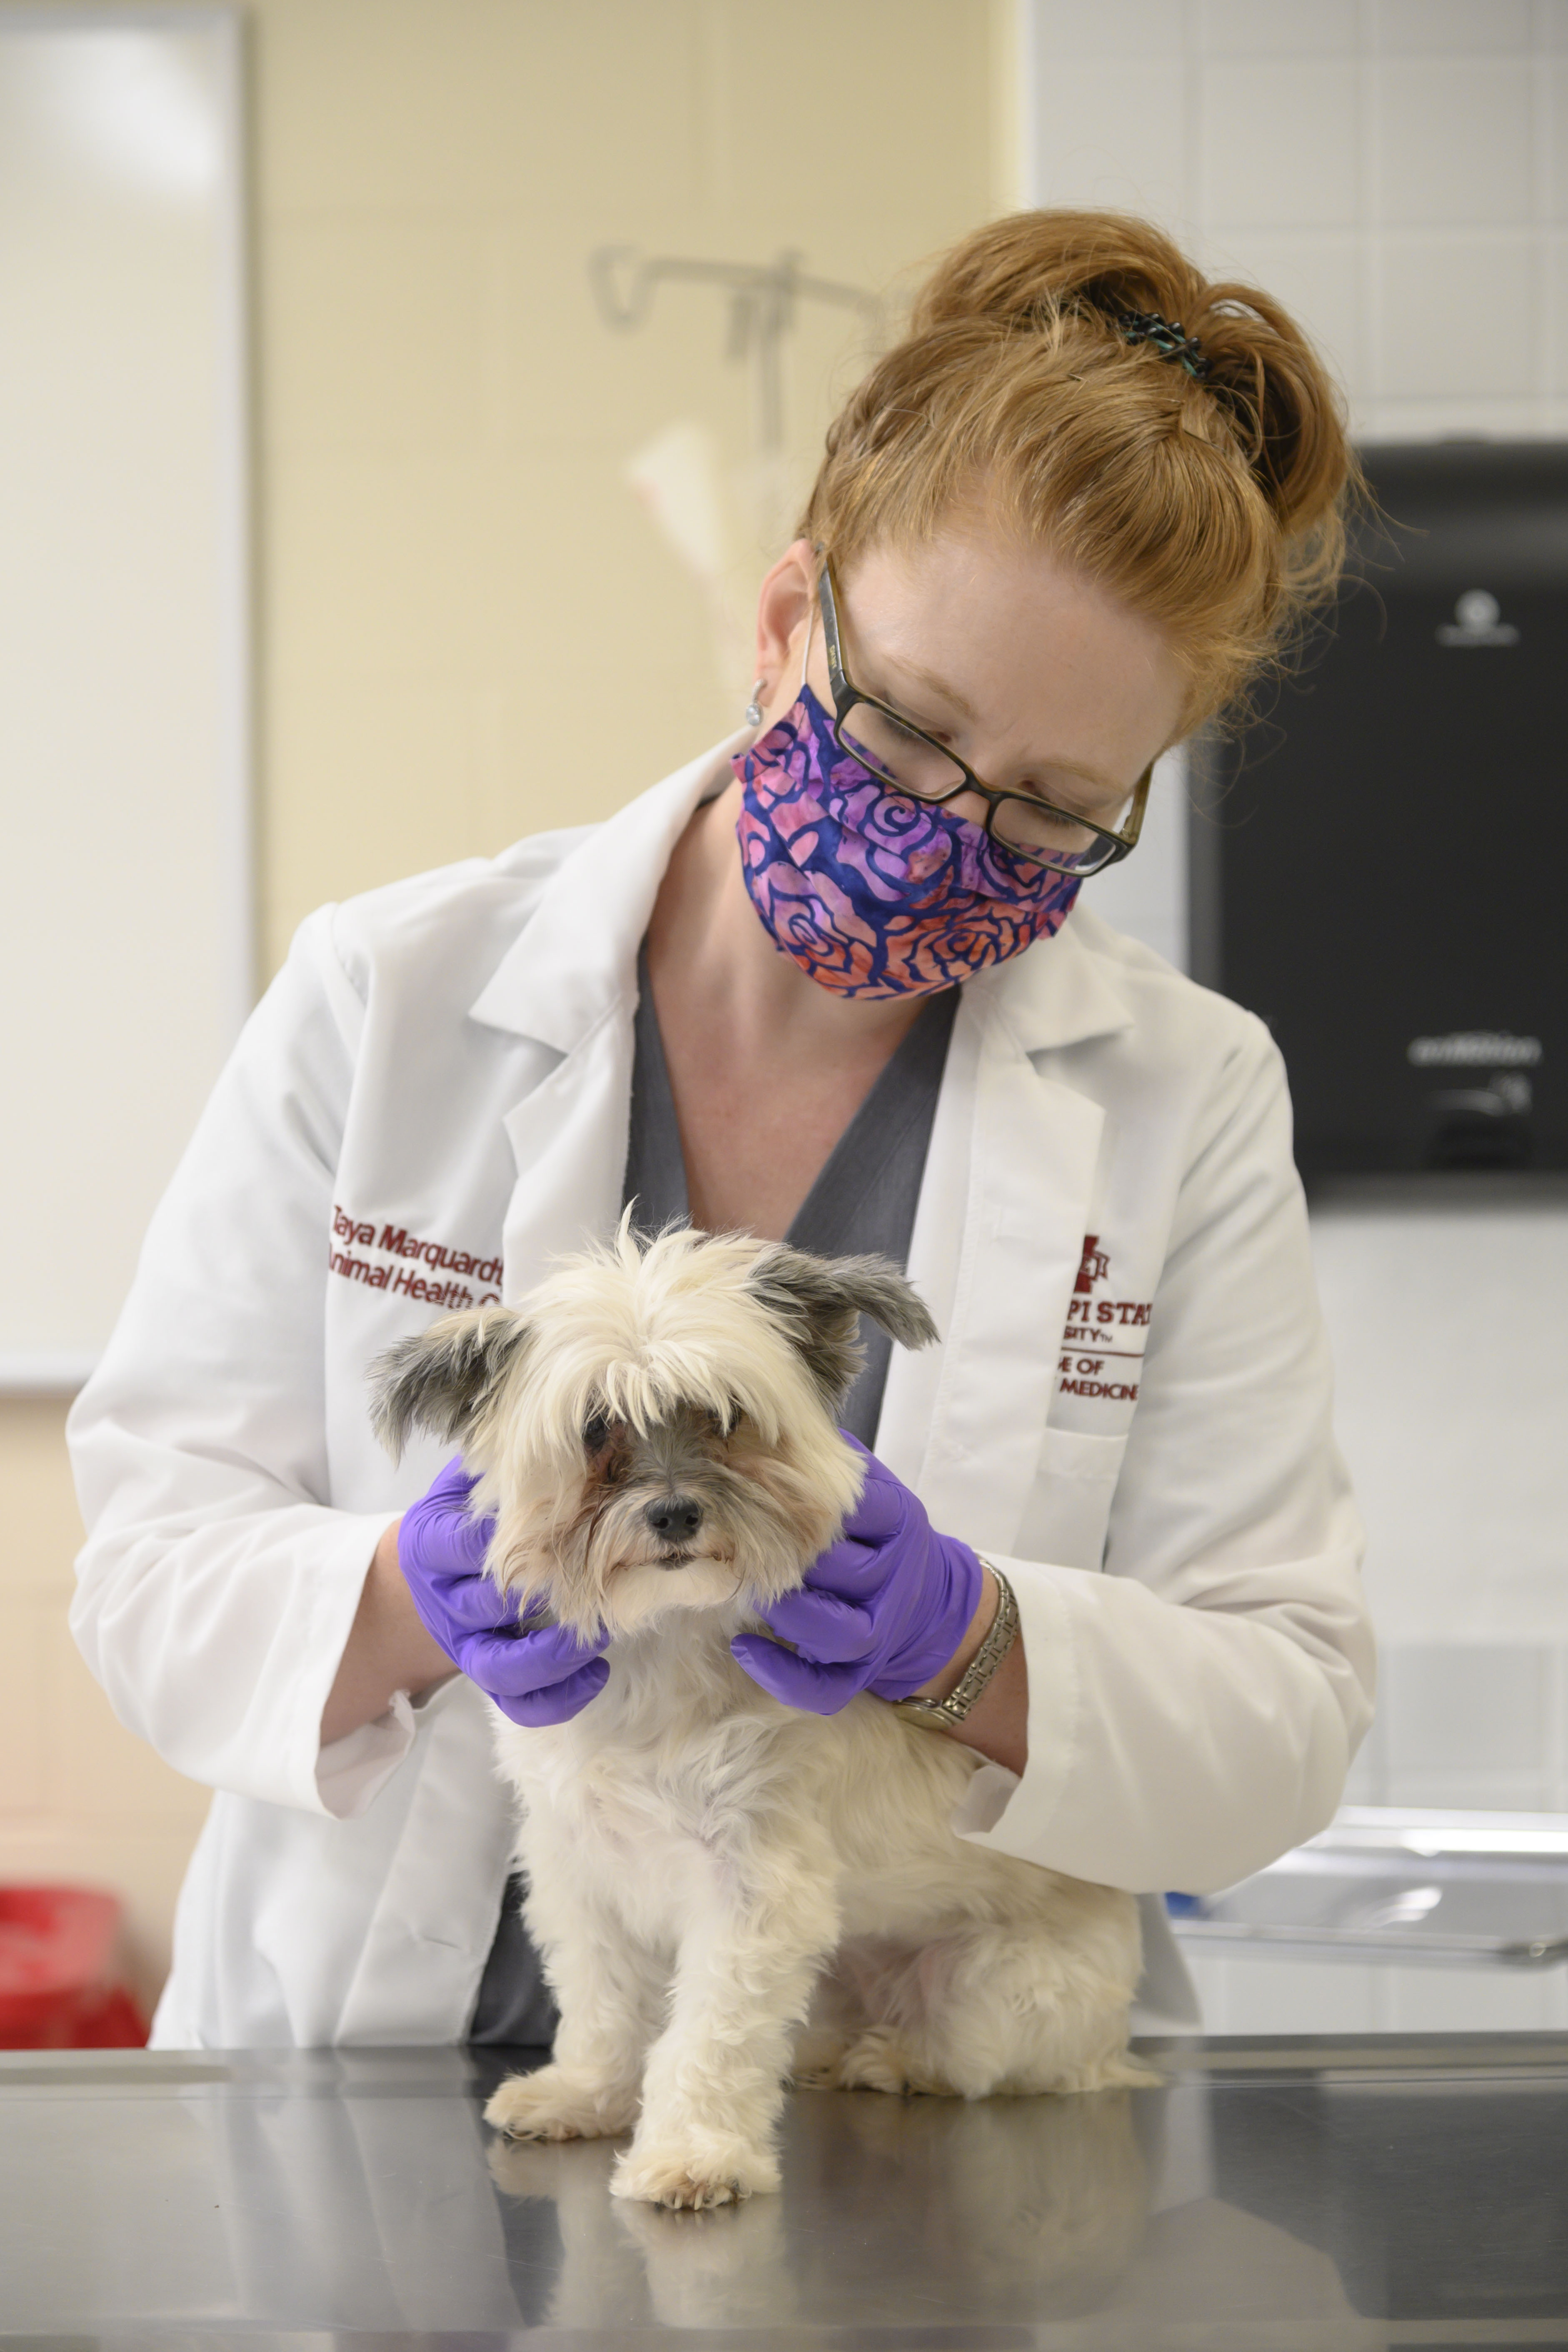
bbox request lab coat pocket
[1014,1426,1130,1573]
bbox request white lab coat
[68,738,1373,2050]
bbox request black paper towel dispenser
[1189,440,1566,1177]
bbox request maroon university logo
[1075,1234,1111,1294]
[1060,1234,1151,1406]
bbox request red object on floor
[0,1886,148,2049]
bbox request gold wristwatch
[889,1563,1019,1732]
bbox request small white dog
[373,1221,1144,2211]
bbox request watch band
[889,1563,1018,1732]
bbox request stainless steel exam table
[4,2035,1568,2346]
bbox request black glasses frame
[814,557,1151,877]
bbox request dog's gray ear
[748,1246,938,1408]
[369,1307,529,1459]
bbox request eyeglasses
[813,558,1150,878]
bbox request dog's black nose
[645,1494,703,1542]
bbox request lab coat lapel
[495,1006,636,1291]
[469,736,745,1292]
[875,914,1130,1552]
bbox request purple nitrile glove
[730,1436,985,1716]
[397,1456,610,1727]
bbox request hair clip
[1117,310,1211,381]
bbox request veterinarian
[69,211,1373,2049]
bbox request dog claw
[663,2174,743,2211]
[611,2145,778,2209]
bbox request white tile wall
[1027,0,1186,61]
[1376,0,1535,54]
[1344,1646,1568,1811]
[1021,0,1568,443]
[1200,0,1363,57]
[1375,232,1538,397]
[1546,63,1568,213]
[1309,1194,1568,1650]
[1374,60,1534,227]
[1201,58,1363,228]
[1029,62,1191,223]
[1021,0,1568,2035]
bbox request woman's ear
[752,539,818,721]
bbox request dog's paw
[1047,2050,1164,2095]
[611,2135,781,2210]
[483,2064,638,2142]
[788,2028,852,2090]
[835,2027,947,2097]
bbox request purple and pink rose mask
[732,684,1084,1000]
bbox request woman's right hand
[398,1457,610,1725]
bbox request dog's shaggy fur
[373,1220,1144,2211]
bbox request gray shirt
[624,943,957,1444]
[468,951,957,2044]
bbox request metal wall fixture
[587,247,883,456]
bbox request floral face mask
[732,684,1083,1000]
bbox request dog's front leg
[484,1877,664,2145]
[611,1841,839,2210]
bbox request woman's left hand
[730,1437,984,1715]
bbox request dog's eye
[582,1413,610,1453]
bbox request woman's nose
[944,787,993,833]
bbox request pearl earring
[744,679,766,727]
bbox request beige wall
[257,0,1013,971]
[0,0,1007,2017]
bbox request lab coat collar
[467,735,745,1050]
[469,746,1138,1059]
[971,900,1136,1061]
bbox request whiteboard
[0,8,249,1387]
